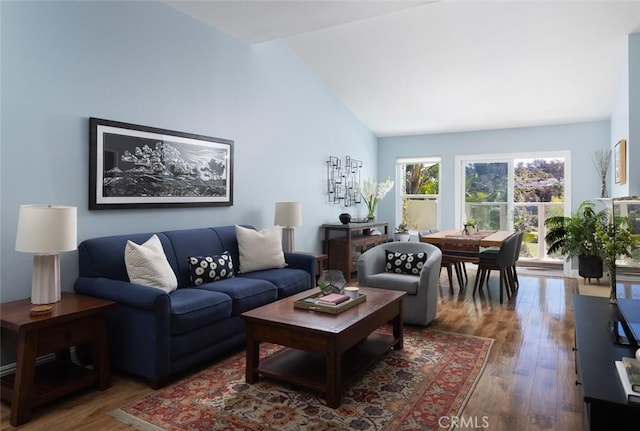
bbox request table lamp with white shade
[15,205,77,306]
[274,202,302,253]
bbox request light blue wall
[611,32,640,197]
[629,33,640,196]
[611,34,630,198]
[378,121,610,230]
[0,1,377,302]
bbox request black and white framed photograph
[89,118,233,209]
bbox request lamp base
[30,304,53,316]
[31,254,61,305]
[282,227,295,253]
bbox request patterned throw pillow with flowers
[188,252,235,285]
[384,250,427,275]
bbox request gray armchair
[357,241,442,326]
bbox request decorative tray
[294,292,366,314]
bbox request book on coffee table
[622,356,640,392]
[294,291,366,314]
[316,293,350,306]
[616,360,640,403]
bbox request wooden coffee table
[241,287,405,408]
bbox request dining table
[418,229,515,290]
[418,229,514,248]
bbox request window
[456,151,569,262]
[396,157,440,232]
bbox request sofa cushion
[125,234,178,293]
[188,252,235,285]
[163,228,226,287]
[385,249,427,275]
[235,225,286,273]
[195,276,278,315]
[210,225,244,270]
[78,232,178,282]
[170,288,232,335]
[239,268,311,299]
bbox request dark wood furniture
[419,229,516,297]
[418,229,514,248]
[573,295,640,430]
[0,293,115,426]
[241,286,405,408]
[322,221,389,282]
[297,251,328,283]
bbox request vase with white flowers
[359,177,394,221]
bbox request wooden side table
[297,252,328,283]
[0,292,115,426]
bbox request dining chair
[473,232,520,303]
[440,237,480,292]
[511,231,524,290]
[418,230,462,292]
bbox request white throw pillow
[125,234,178,293]
[235,225,286,273]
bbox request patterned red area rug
[113,328,492,431]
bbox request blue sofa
[73,225,315,388]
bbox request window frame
[395,156,441,233]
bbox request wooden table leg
[245,325,259,384]
[11,331,38,426]
[325,340,341,408]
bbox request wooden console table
[322,221,389,282]
[573,295,640,430]
[0,293,115,426]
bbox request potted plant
[463,218,477,235]
[395,198,411,241]
[358,177,394,221]
[594,210,635,303]
[395,222,410,241]
[544,200,603,280]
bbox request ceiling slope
[166,1,640,136]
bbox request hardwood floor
[438,271,583,431]
[1,271,586,430]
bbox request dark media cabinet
[573,295,640,430]
[322,221,389,282]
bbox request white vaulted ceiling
[166,1,640,137]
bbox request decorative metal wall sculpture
[326,155,362,206]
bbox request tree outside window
[397,158,440,232]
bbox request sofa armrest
[284,252,317,283]
[74,277,170,311]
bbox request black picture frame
[89,118,233,210]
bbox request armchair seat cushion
[363,272,419,295]
[170,288,232,335]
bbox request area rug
[112,327,493,431]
